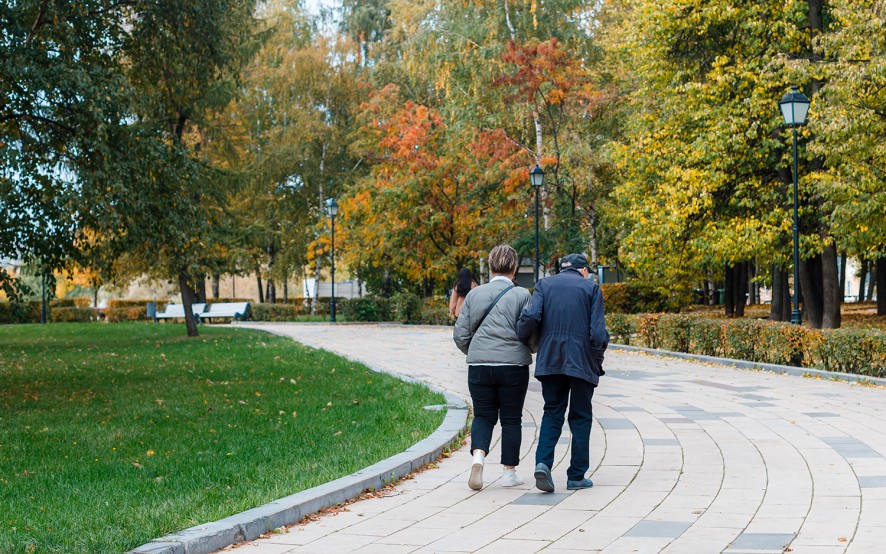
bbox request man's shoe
[501,468,524,487]
[534,463,555,492]
[566,478,594,490]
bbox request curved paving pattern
[231,323,886,554]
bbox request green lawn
[0,323,445,553]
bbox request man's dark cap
[560,253,589,270]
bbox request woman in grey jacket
[453,244,534,490]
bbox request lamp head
[779,86,810,127]
[530,164,545,188]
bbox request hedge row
[248,293,448,325]
[606,313,886,378]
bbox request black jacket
[516,268,609,385]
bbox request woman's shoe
[501,468,524,487]
[469,451,485,490]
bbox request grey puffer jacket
[453,279,534,366]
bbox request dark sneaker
[534,463,555,492]
[566,478,594,490]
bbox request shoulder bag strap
[475,285,514,332]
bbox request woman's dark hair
[455,268,474,297]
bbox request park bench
[198,302,250,323]
[154,303,206,321]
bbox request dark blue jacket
[516,268,609,385]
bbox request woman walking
[449,267,477,319]
[453,245,535,490]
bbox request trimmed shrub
[815,329,886,377]
[658,314,694,353]
[417,296,451,326]
[760,323,822,367]
[636,314,662,349]
[250,303,301,322]
[339,297,394,322]
[393,292,423,324]
[606,313,637,345]
[105,307,147,322]
[688,317,723,357]
[0,301,42,324]
[107,299,154,309]
[51,307,100,323]
[51,298,91,308]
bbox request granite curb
[128,326,469,554]
[610,343,886,386]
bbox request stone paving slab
[211,323,886,553]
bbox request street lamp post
[325,197,339,322]
[530,164,545,284]
[779,85,811,325]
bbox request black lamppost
[325,197,338,322]
[779,85,811,325]
[530,164,545,283]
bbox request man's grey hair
[488,244,518,275]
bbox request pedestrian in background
[516,253,608,492]
[453,245,535,490]
[449,267,477,319]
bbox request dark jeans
[468,364,530,467]
[535,374,596,481]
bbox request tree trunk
[838,252,847,305]
[283,278,288,303]
[799,254,824,328]
[93,284,100,309]
[734,263,748,317]
[212,273,220,299]
[868,262,877,301]
[724,263,735,317]
[255,267,264,304]
[858,258,869,302]
[587,197,599,283]
[382,266,392,298]
[821,242,841,328]
[877,257,886,316]
[266,278,276,304]
[195,275,207,304]
[178,269,200,337]
[770,263,791,322]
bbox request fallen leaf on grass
[132,462,144,469]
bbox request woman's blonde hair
[488,244,518,275]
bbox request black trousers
[535,374,595,481]
[468,364,530,467]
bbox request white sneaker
[469,451,484,490]
[501,468,524,487]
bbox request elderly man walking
[516,253,609,492]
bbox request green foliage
[104,307,148,323]
[657,314,694,353]
[50,307,99,323]
[601,282,675,314]
[392,292,423,324]
[605,313,637,345]
[0,324,444,553]
[107,299,154,309]
[339,298,394,322]
[815,328,886,378]
[635,313,886,377]
[417,296,452,326]
[250,303,303,322]
[0,302,41,324]
[687,318,724,357]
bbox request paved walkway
[230,323,886,554]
